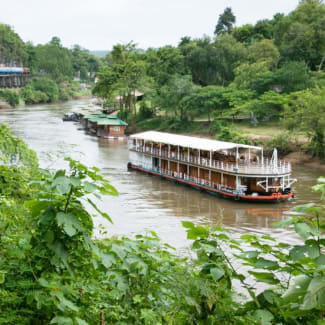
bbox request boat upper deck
[129,131,292,176]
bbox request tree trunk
[100,309,106,325]
[319,52,325,72]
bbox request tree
[284,86,325,157]
[233,61,271,92]
[35,37,73,80]
[214,7,236,35]
[213,34,247,85]
[158,75,196,121]
[273,61,314,93]
[280,0,325,70]
[145,46,186,87]
[70,45,100,80]
[238,91,289,120]
[184,37,219,86]
[0,23,25,64]
[232,24,255,45]
[93,43,146,125]
[182,85,226,121]
[248,39,280,69]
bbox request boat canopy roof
[130,131,262,152]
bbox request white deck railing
[129,145,291,175]
[132,162,237,192]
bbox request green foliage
[157,74,197,121]
[214,7,236,35]
[183,176,325,323]
[247,39,280,69]
[265,133,293,155]
[137,101,154,121]
[238,91,289,120]
[284,86,325,157]
[0,123,38,168]
[33,37,73,81]
[0,127,241,324]
[213,121,252,144]
[0,89,20,107]
[0,24,25,62]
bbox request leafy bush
[137,101,154,121]
[265,133,294,155]
[0,89,20,107]
[21,84,49,104]
[183,176,325,324]
[214,121,252,144]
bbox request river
[0,99,323,248]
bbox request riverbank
[0,84,92,109]
[0,99,11,109]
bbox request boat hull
[128,163,293,203]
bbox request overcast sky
[0,0,299,51]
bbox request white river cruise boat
[128,131,296,203]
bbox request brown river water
[0,99,323,248]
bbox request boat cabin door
[152,157,159,168]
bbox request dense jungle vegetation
[1,122,325,324]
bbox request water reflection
[0,100,322,248]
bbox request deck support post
[188,147,190,162]
[177,162,179,175]
[210,150,212,167]
[151,142,153,154]
[198,167,200,180]
[236,175,239,191]
[209,170,211,185]
[221,173,223,187]
[168,144,170,159]
[159,143,162,157]
[248,148,251,165]
[177,146,179,160]
[198,149,200,165]
[266,177,268,192]
[261,148,264,165]
[236,146,239,168]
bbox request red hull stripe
[130,165,293,201]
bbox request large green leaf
[294,222,312,240]
[185,224,209,240]
[50,316,73,325]
[75,318,88,325]
[252,309,274,325]
[248,271,280,284]
[56,212,83,237]
[210,267,225,282]
[83,181,97,193]
[290,244,320,261]
[282,275,311,304]
[302,277,325,310]
[87,198,113,224]
[52,176,71,195]
[254,258,279,270]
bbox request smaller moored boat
[127,131,296,203]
